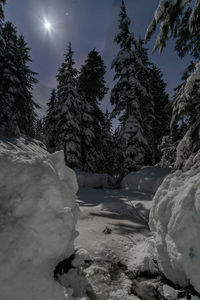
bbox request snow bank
[121,166,170,194]
[150,151,200,292]
[76,170,113,189]
[0,139,79,300]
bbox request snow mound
[0,142,79,300]
[121,166,170,194]
[76,170,113,189]
[150,151,200,293]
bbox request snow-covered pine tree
[0,0,5,21]
[35,118,45,142]
[0,22,20,136]
[0,0,5,51]
[145,0,200,54]
[111,126,125,179]
[0,1,6,131]
[0,23,38,137]
[111,0,148,173]
[56,42,81,169]
[150,65,170,164]
[44,88,58,151]
[171,62,200,170]
[78,49,108,172]
[134,38,155,165]
[159,134,177,168]
[100,110,114,175]
[15,34,38,137]
[146,0,200,169]
[175,7,200,60]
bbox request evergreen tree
[35,118,45,142]
[100,110,114,175]
[44,88,58,151]
[0,22,20,136]
[16,34,38,137]
[112,126,124,178]
[145,0,200,54]
[159,135,177,168]
[0,0,5,21]
[134,38,155,165]
[150,65,170,164]
[171,62,200,169]
[56,42,81,169]
[78,49,108,172]
[146,0,200,169]
[111,0,148,173]
[0,22,38,137]
[175,7,200,60]
[0,0,5,54]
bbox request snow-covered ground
[1,138,199,299]
[63,165,200,299]
[73,187,153,299]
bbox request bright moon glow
[44,21,52,31]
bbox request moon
[44,20,52,31]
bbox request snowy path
[74,188,154,299]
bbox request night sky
[4,0,191,117]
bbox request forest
[0,0,200,299]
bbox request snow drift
[0,138,79,300]
[121,166,170,194]
[150,151,200,293]
[76,170,113,189]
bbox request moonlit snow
[121,166,170,194]
[0,138,79,300]
[150,150,200,292]
[1,137,200,299]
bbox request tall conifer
[78,49,108,172]
[56,42,81,169]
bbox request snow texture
[72,248,91,268]
[0,135,47,154]
[121,166,170,194]
[0,138,79,300]
[76,170,113,189]
[150,150,200,292]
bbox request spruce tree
[44,88,58,151]
[78,49,108,172]
[35,118,45,142]
[0,0,5,54]
[111,0,148,173]
[16,34,38,137]
[171,62,200,169]
[134,38,155,165]
[112,126,124,178]
[100,110,114,175]
[146,0,200,169]
[0,0,5,132]
[159,135,178,168]
[145,0,200,54]
[0,22,20,136]
[175,7,200,60]
[0,22,38,137]
[0,0,5,21]
[150,65,170,164]
[56,42,81,169]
